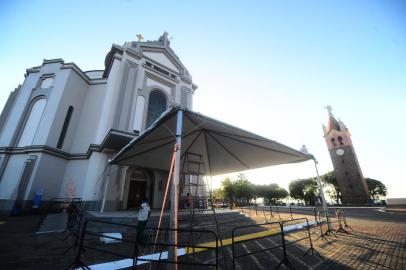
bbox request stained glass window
[146,90,167,128]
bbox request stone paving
[0,207,405,269]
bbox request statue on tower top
[325,105,333,116]
[159,31,170,47]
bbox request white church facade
[0,33,200,212]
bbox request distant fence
[237,204,352,244]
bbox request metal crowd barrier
[279,218,320,264]
[69,219,218,270]
[62,204,84,255]
[335,209,352,234]
[232,221,281,270]
[314,209,340,243]
[135,226,218,269]
[231,218,319,270]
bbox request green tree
[262,183,289,205]
[220,177,235,201]
[214,188,225,200]
[288,178,318,205]
[322,171,341,204]
[365,178,387,200]
[234,173,254,203]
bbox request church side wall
[69,83,106,153]
[94,58,124,144]
[31,65,70,146]
[0,73,40,146]
[44,70,89,151]
[58,159,90,204]
[0,155,28,210]
[25,153,67,201]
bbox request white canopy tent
[108,107,327,267]
[111,107,311,172]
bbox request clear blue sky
[1,0,405,198]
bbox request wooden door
[127,181,147,209]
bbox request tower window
[331,138,337,147]
[338,136,344,145]
[345,171,349,176]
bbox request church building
[323,106,369,204]
[0,32,199,212]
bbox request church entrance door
[127,180,147,209]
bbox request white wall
[70,83,106,152]
[0,74,39,146]
[17,99,46,146]
[132,95,145,132]
[26,154,67,200]
[94,58,123,143]
[32,66,70,146]
[143,52,180,73]
[146,78,172,95]
[59,159,90,199]
[0,155,28,199]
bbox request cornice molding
[103,45,124,78]
[61,62,107,85]
[0,144,100,160]
[25,58,107,85]
[125,47,143,60]
[0,129,136,160]
[143,64,179,84]
[140,45,186,74]
[145,71,176,88]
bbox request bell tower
[323,106,369,204]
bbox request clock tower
[323,106,369,204]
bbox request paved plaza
[0,207,405,269]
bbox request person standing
[137,198,151,244]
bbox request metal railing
[135,226,218,269]
[279,218,320,262]
[232,220,281,270]
[69,219,219,269]
[231,218,320,270]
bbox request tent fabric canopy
[111,107,311,176]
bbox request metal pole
[100,162,112,213]
[168,110,183,269]
[312,157,332,230]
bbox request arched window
[40,77,54,89]
[146,90,167,128]
[57,106,73,149]
[18,98,47,146]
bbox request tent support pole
[168,110,183,270]
[100,161,112,213]
[313,157,332,230]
